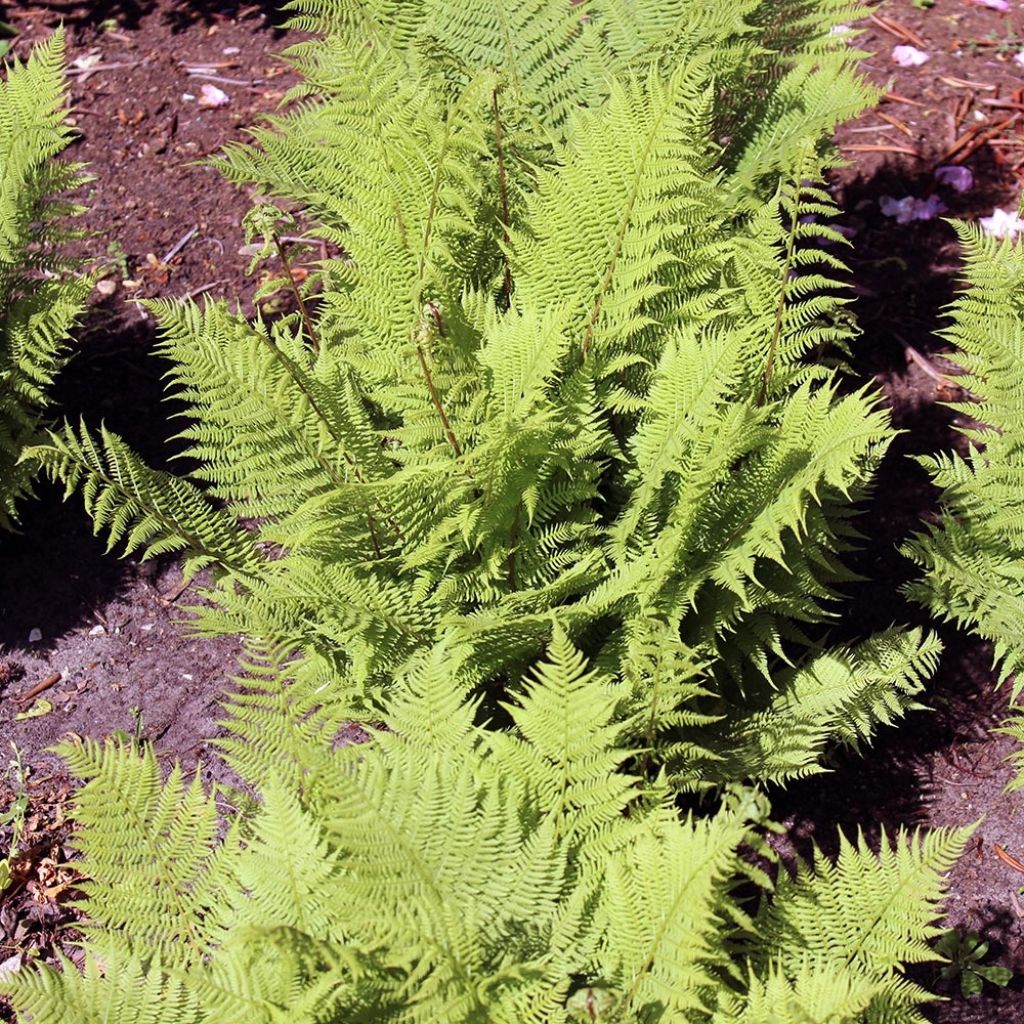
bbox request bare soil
[3,1,1024,1020]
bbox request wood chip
[869,12,928,49]
[994,843,1024,874]
[841,143,922,157]
[877,111,915,139]
[939,75,998,92]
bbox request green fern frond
[28,419,262,578]
[902,224,1024,691]
[0,29,89,528]
[5,645,965,1024]
[754,825,971,1020]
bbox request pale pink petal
[197,83,230,109]
[967,0,1011,11]
[892,45,930,67]
[934,165,974,193]
[879,195,946,224]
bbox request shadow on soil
[0,302,186,652]
[768,156,1024,1022]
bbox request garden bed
[2,0,1024,1019]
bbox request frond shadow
[771,155,1013,861]
[0,300,190,652]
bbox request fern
[1,637,969,1024]
[902,224,1024,691]
[0,30,88,529]
[30,0,928,790]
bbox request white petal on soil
[0,954,21,982]
[197,83,230,109]
[892,45,930,67]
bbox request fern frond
[28,419,262,578]
[902,224,1024,691]
[0,29,88,528]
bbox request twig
[994,843,1024,875]
[186,72,264,88]
[67,60,142,82]
[905,344,956,384]
[876,112,915,139]
[159,577,191,606]
[183,279,228,300]
[161,225,199,265]
[868,12,927,49]
[939,75,997,92]
[881,91,926,108]
[180,61,240,71]
[981,99,1024,112]
[948,114,1021,165]
[13,673,61,706]
[841,143,922,157]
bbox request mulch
[4,1,1024,1020]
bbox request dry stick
[492,88,513,311]
[868,12,927,49]
[161,225,198,265]
[186,72,265,88]
[881,91,926,108]
[939,75,997,92]
[994,844,1024,874]
[159,576,192,606]
[183,279,228,300]
[842,143,922,157]
[13,673,61,706]
[274,235,320,354]
[876,111,915,139]
[948,114,1021,165]
[67,60,142,82]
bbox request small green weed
[936,929,1013,997]
[0,744,30,894]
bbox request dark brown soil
[3,0,1024,1020]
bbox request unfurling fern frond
[1,639,969,1024]
[0,30,89,529]
[35,0,924,791]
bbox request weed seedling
[0,744,30,893]
[936,928,1013,997]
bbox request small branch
[274,234,320,354]
[161,225,198,265]
[159,576,191,606]
[13,673,61,706]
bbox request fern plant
[30,0,935,788]
[902,225,1024,689]
[0,634,969,1024]
[0,29,88,530]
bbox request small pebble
[89,624,106,636]
[28,628,42,643]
